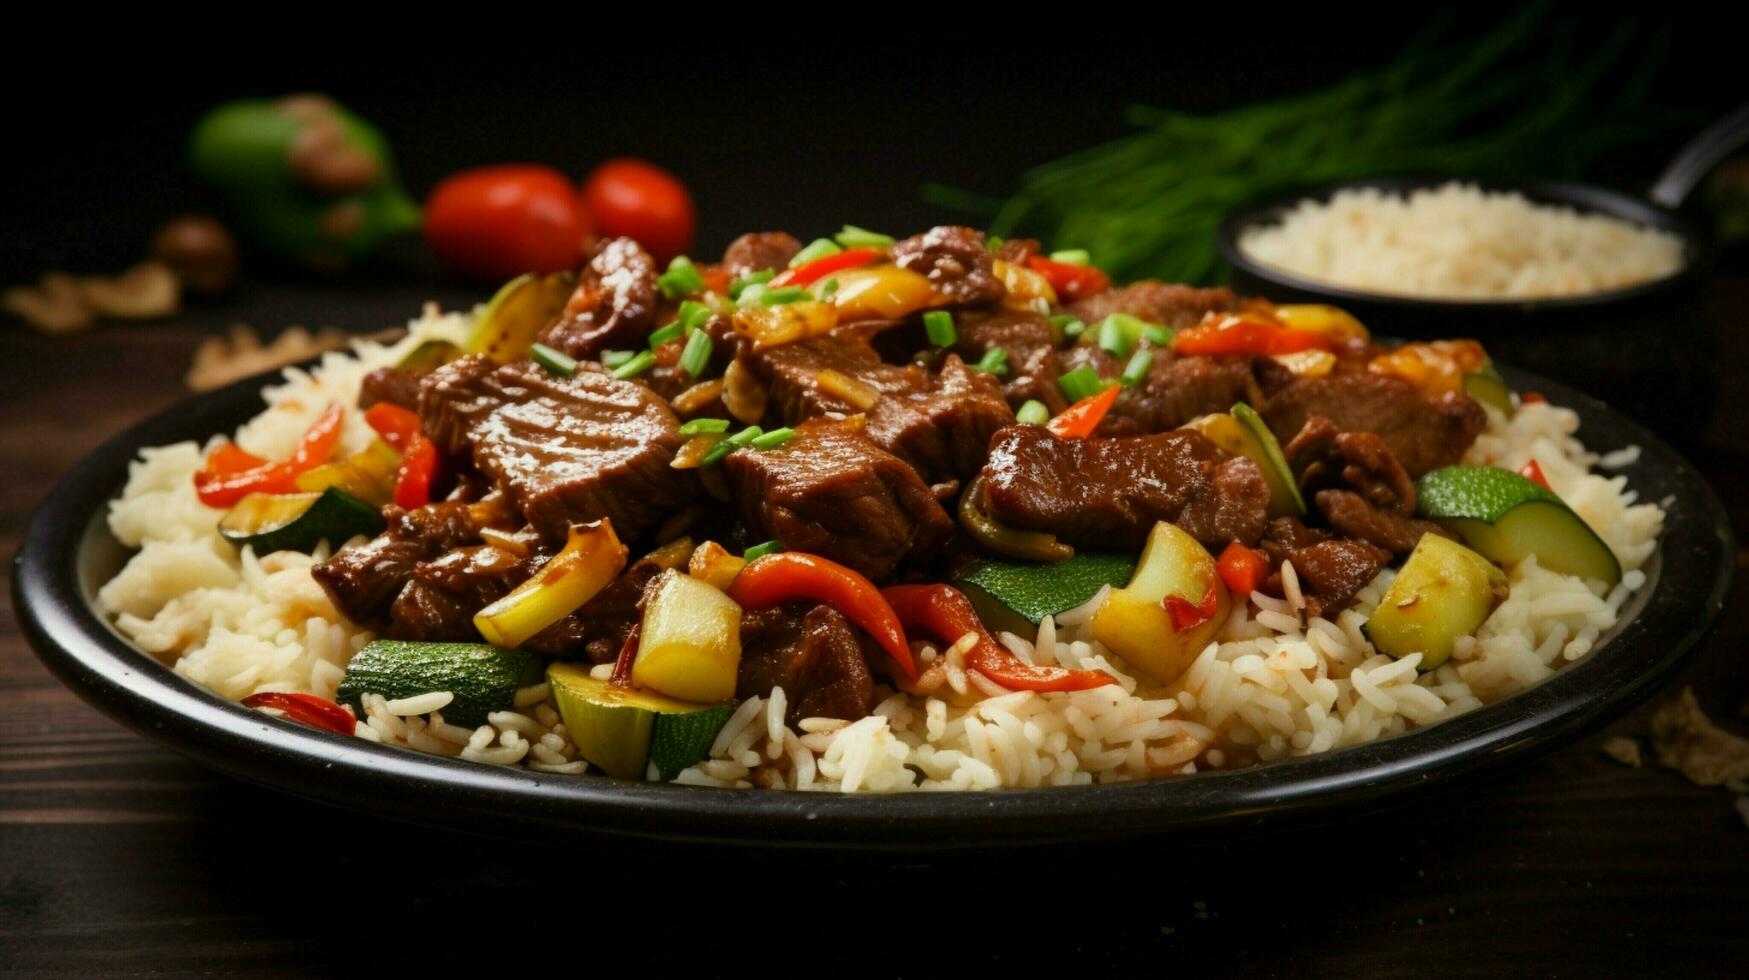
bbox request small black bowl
[1217,176,1719,444]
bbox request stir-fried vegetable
[364,402,421,449]
[732,299,838,350]
[1266,303,1370,343]
[466,271,575,364]
[1368,340,1489,396]
[473,520,629,649]
[883,584,1113,692]
[958,473,1074,563]
[240,691,356,736]
[1172,313,1331,357]
[1363,534,1508,671]
[547,662,733,781]
[820,265,935,320]
[952,553,1136,637]
[1183,406,1306,518]
[1091,521,1230,685]
[771,246,881,288]
[219,487,384,556]
[193,403,344,508]
[393,434,441,510]
[1416,465,1621,586]
[1045,384,1121,439]
[1462,364,1515,416]
[1216,542,1270,597]
[687,540,748,592]
[631,570,744,703]
[294,438,400,506]
[1024,255,1109,301]
[337,640,539,728]
[728,552,916,681]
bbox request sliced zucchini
[294,439,401,506]
[1090,522,1229,685]
[1417,465,1621,587]
[467,270,575,364]
[219,487,384,556]
[337,641,540,728]
[1363,534,1508,671]
[397,338,462,372]
[1185,405,1306,517]
[547,662,735,781]
[1462,365,1514,417]
[953,553,1136,637]
[632,570,743,704]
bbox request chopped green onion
[750,427,796,450]
[700,425,763,466]
[530,343,578,377]
[1016,399,1050,425]
[679,417,731,436]
[647,321,684,348]
[1049,248,1091,266]
[1058,365,1110,402]
[836,225,895,249]
[819,277,840,299]
[1143,324,1174,346]
[790,238,842,267]
[736,283,767,308]
[1059,317,1087,339]
[611,350,656,380]
[601,349,636,370]
[1097,315,1132,358]
[657,256,705,299]
[972,348,1010,378]
[923,310,957,347]
[743,540,784,561]
[678,328,713,377]
[729,269,775,300]
[678,300,713,334]
[1121,349,1154,386]
[986,235,1004,252]
[760,286,810,306]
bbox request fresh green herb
[972,348,1010,378]
[743,540,784,561]
[648,321,684,348]
[601,349,636,370]
[923,310,957,347]
[1121,349,1154,387]
[1057,316,1086,339]
[790,238,842,267]
[700,426,763,466]
[1143,324,1174,346]
[729,269,775,300]
[678,417,731,436]
[1016,399,1050,425]
[750,427,796,450]
[657,256,705,299]
[819,277,840,299]
[1097,315,1132,358]
[1058,365,1111,402]
[679,329,714,377]
[530,343,578,377]
[736,283,767,308]
[760,286,811,306]
[836,225,894,249]
[678,300,713,333]
[611,350,656,379]
[1048,248,1090,266]
[986,235,1004,252]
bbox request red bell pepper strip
[1172,315,1331,357]
[1025,256,1110,301]
[394,433,441,510]
[609,624,641,688]
[1045,384,1121,439]
[1519,458,1552,490]
[882,584,1113,692]
[365,402,422,450]
[701,266,732,296]
[194,404,345,508]
[769,247,882,288]
[1164,580,1220,633]
[241,691,356,736]
[1520,392,1547,405]
[727,552,915,681]
[202,442,268,476]
[1217,542,1269,597]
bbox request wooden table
[3,280,1746,978]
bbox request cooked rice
[1238,182,1685,300]
[96,305,1665,792]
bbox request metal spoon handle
[1649,102,1749,210]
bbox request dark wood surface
[3,280,1746,979]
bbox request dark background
[4,10,1749,978]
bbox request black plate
[10,363,1733,852]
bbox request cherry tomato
[581,158,696,264]
[424,164,590,281]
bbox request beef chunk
[386,544,523,642]
[722,417,953,580]
[1285,416,1417,514]
[890,225,1004,307]
[419,354,505,455]
[358,366,422,411]
[538,237,659,359]
[722,231,801,279]
[1315,489,1452,555]
[312,499,513,628]
[1058,347,1263,434]
[1258,518,1391,618]
[979,425,1269,551]
[954,309,1067,414]
[1067,281,1234,329]
[1262,372,1486,477]
[737,603,876,723]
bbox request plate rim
[10,359,1735,851]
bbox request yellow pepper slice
[473,519,628,649]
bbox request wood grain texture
[2,283,1746,977]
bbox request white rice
[96,305,1664,792]
[1238,182,1685,300]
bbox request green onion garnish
[819,277,840,299]
[1143,324,1174,346]
[611,350,656,379]
[760,286,810,306]
[679,417,731,436]
[700,425,763,466]
[923,310,957,347]
[530,343,578,377]
[657,256,705,299]
[743,540,784,561]
[647,321,684,348]
[1058,366,1110,402]
[836,225,895,249]
[1060,317,1087,339]
[790,238,842,267]
[601,349,636,369]
[986,235,1004,252]
[1097,315,1132,358]
[1016,399,1050,425]
[1049,248,1091,266]
[736,283,767,308]
[678,328,713,377]
[678,300,713,333]
[729,269,775,300]
[750,427,796,450]
[1121,349,1154,386]
[973,348,1010,378]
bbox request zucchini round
[1416,465,1621,587]
[547,662,734,781]
[218,487,384,556]
[1364,534,1509,671]
[337,640,539,728]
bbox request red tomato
[424,164,590,281]
[581,158,696,264]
